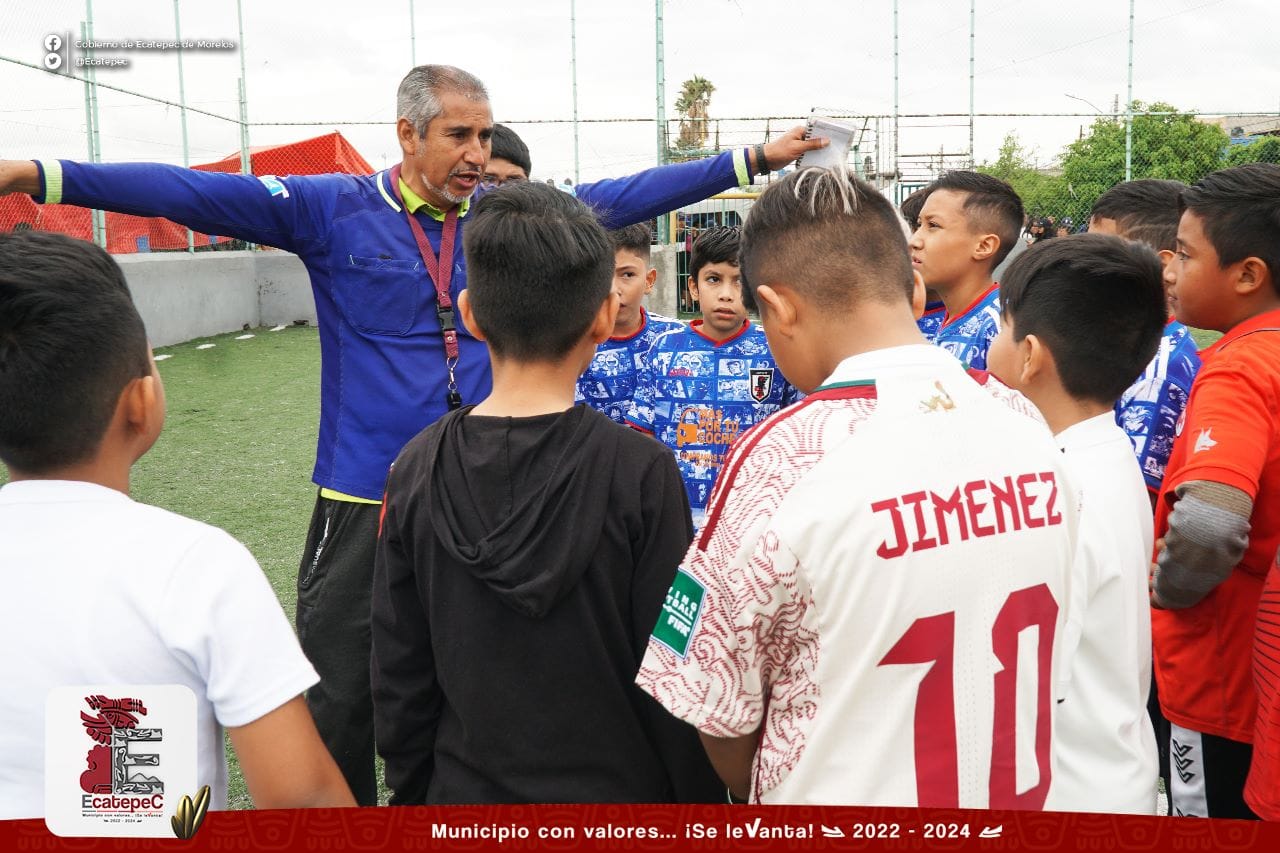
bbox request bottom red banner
[1,804,1272,851]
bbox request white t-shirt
[637,345,1079,807]
[1047,413,1159,814]
[0,480,319,820]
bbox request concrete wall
[646,244,681,318]
[118,245,684,348]
[116,251,316,347]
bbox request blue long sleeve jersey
[36,151,753,499]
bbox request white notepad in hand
[796,115,856,170]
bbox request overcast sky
[2,0,1276,183]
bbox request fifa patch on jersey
[749,367,775,402]
[652,568,705,658]
[257,175,289,199]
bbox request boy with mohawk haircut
[1089,179,1201,501]
[576,223,682,424]
[909,171,1024,369]
[636,168,1077,806]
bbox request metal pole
[892,0,899,189]
[571,0,580,184]
[969,0,975,168]
[85,0,105,248]
[1124,0,1134,181]
[174,0,194,252]
[655,0,667,244]
[409,0,416,67]
[236,0,251,177]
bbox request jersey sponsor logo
[257,175,289,199]
[870,471,1064,559]
[1193,428,1217,454]
[652,568,706,658]
[749,367,775,402]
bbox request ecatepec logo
[78,694,164,800]
[46,685,198,838]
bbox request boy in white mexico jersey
[637,168,1079,808]
[988,234,1166,814]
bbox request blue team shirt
[627,319,796,527]
[1115,319,1202,492]
[917,300,947,342]
[934,284,1001,370]
[575,309,683,424]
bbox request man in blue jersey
[627,226,796,528]
[908,171,1024,370]
[576,223,682,423]
[0,64,824,804]
[1089,179,1202,503]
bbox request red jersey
[1152,309,1280,747]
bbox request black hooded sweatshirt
[371,403,723,804]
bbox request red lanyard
[388,164,463,410]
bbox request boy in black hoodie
[370,181,722,804]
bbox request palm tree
[675,75,716,151]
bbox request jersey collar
[376,169,471,220]
[1203,307,1280,360]
[941,282,998,329]
[690,318,750,346]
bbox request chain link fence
[3,1,1278,257]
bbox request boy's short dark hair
[1000,233,1165,405]
[1090,179,1184,252]
[690,226,753,311]
[689,226,739,283]
[0,231,151,474]
[923,171,1024,268]
[1180,163,1280,293]
[490,124,531,178]
[740,167,914,311]
[464,181,613,361]
[899,187,928,230]
[608,223,652,264]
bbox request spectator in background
[559,177,577,196]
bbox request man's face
[909,190,981,292]
[689,261,747,339]
[482,156,528,188]
[1168,210,1233,331]
[406,91,493,207]
[613,248,656,334]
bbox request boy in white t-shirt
[987,233,1167,813]
[0,231,354,818]
[636,168,1078,807]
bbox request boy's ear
[754,283,799,337]
[686,276,699,305]
[589,291,621,344]
[1018,333,1049,387]
[1157,248,1175,272]
[644,267,657,295]
[972,233,1001,264]
[120,368,165,462]
[911,270,926,320]
[457,290,487,342]
[1234,256,1272,299]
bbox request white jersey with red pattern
[636,344,1078,807]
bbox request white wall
[116,251,315,347]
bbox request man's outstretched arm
[0,160,40,196]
